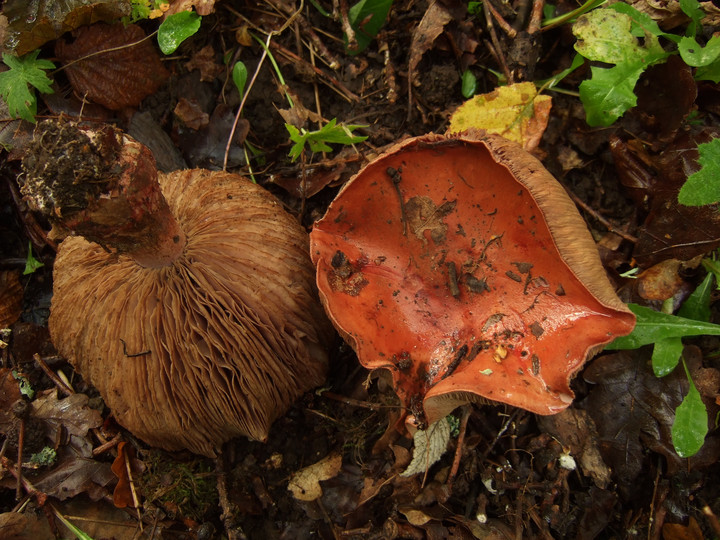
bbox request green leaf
[0,50,55,123]
[572,8,668,126]
[695,59,720,83]
[679,35,720,67]
[651,337,684,377]
[461,69,477,98]
[157,10,202,55]
[232,61,248,97]
[347,0,393,55]
[578,63,646,126]
[672,360,708,457]
[23,241,43,275]
[679,0,704,35]
[678,272,714,322]
[606,303,720,350]
[678,137,720,206]
[285,119,367,161]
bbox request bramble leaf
[0,50,55,123]
[678,137,720,206]
[678,35,720,67]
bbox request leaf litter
[1,0,720,537]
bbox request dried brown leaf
[56,23,169,111]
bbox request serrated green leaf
[158,10,201,55]
[651,337,684,377]
[679,35,720,67]
[0,50,55,123]
[672,361,708,457]
[578,63,645,126]
[679,0,704,35]
[678,137,720,206]
[678,272,714,322]
[607,304,720,350]
[232,61,248,97]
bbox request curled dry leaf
[311,131,635,431]
[56,23,169,111]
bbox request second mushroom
[21,120,333,458]
[310,131,635,430]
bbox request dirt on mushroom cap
[310,131,635,430]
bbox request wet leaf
[401,417,451,477]
[607,304,720,350]
[448,82,552,151]
[672,361,708,457]
[651,337,684,377]
[32,448,115,501]
[1,0,130,56]
[111,442,136,508]
[679,35,720,67]
[461,70,477,98]
[677,272,713,322]
[157,10,201,55]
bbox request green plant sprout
[0,50,54,122]
[606,270,717,457]
[23,241,43,275]
[571,0,720,126]
[157,10,202,54]
[286,119,368,161]
[124,0,169,23]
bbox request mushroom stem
[21,120,186,268]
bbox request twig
[483,0,513,83]
[527,0,545,34]
[445,406,471,498]
[338,0,357,52]
[565,189,638,243]
[35,354,76,396]
[16,417,24,500]
[485,0,517,38]
[124,448,143,531]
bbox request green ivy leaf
[606,303,720,350]
[672,360,708,457]
[0,50,55,123]
[158,10,202,55]
[232,60,248,97]
[678,137,720,206]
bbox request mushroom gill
[20,120,332,457]
[310,131,635,430]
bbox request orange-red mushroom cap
[310,132,635,429]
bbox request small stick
[485,0,517,38]
[16,418,24,500]
[565,189,638,243]
[338,0,357,52]
[527,0,545,34]
[34,354,75,396]
[123,449,143,530]
[483,1,513,83]
[445,406,471,497]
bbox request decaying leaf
[288,452,342,501]
[0,270,22,328]
[55,23,169,110]
[1,0,130,56]
[401,417,451,477]
[32,448,115,501]
[447,82,552,151]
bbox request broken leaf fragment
[288,452,342,501]
[400,417,451,477]
[447,82,551,151]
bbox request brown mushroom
[310,131,635,430]
[20,120,332,457]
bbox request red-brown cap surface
[310,131,635,429]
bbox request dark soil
[1,1,719,539]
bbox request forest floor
[1,0,720,539]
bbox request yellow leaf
[447,82,552,151]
